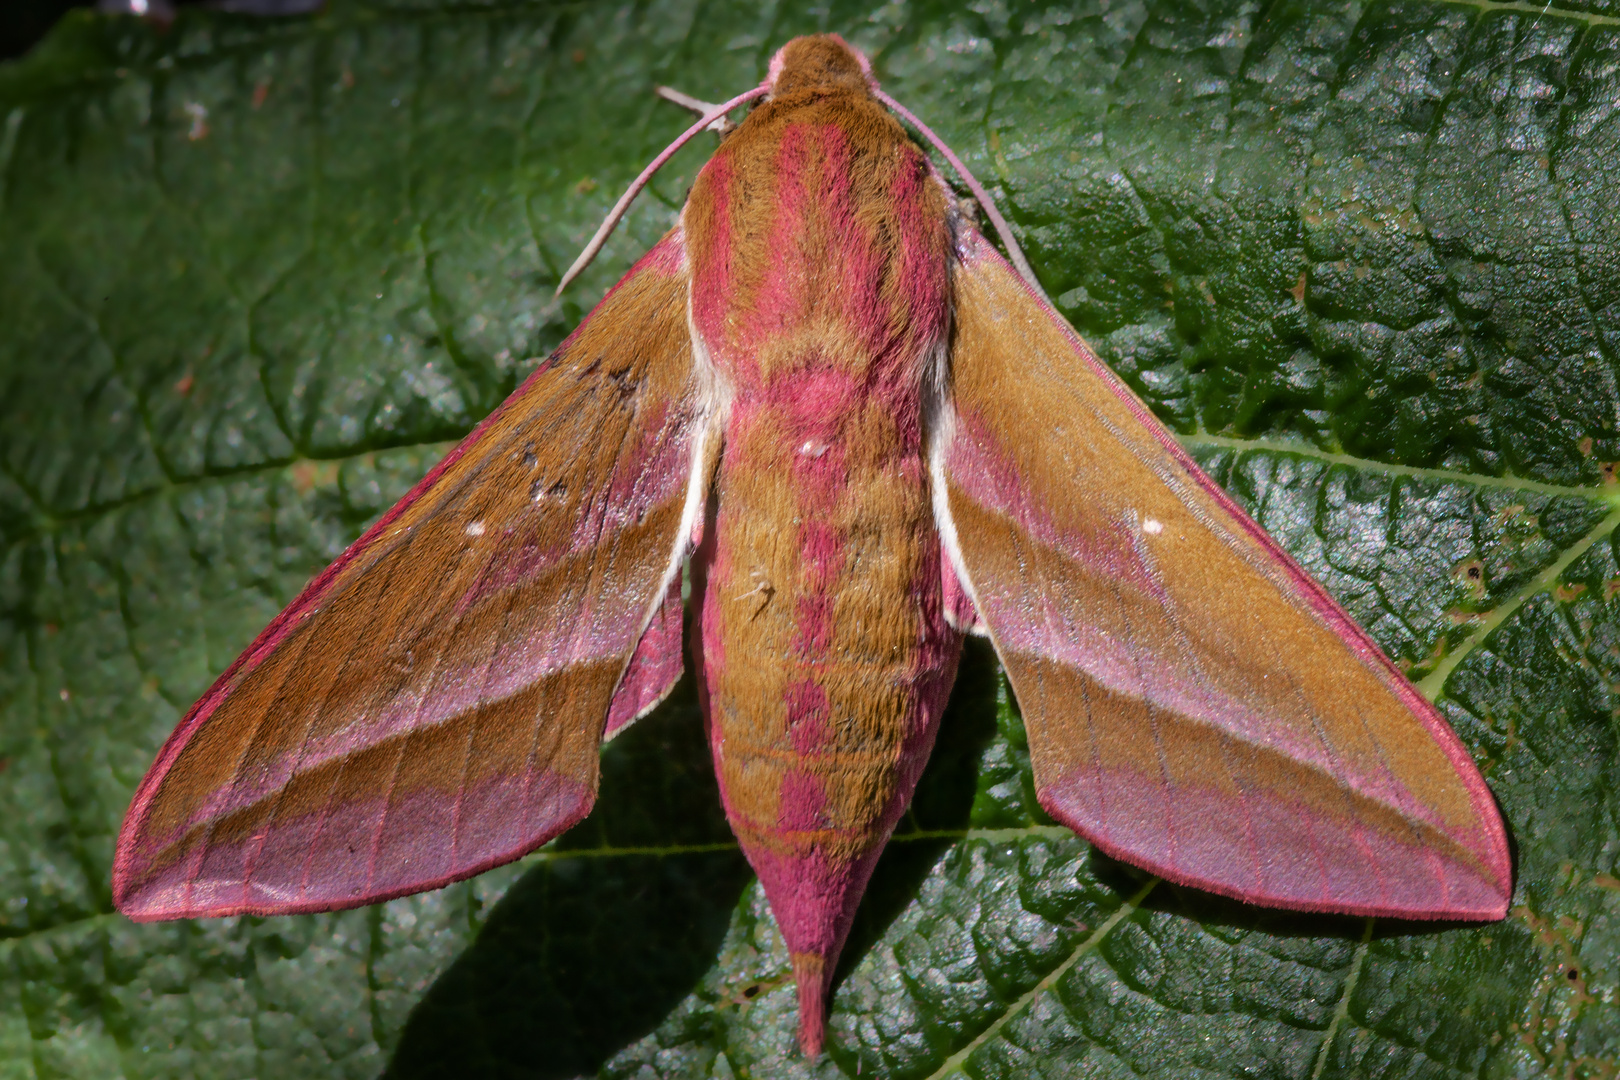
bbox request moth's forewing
[936,230,1511,920]
[114,233,703,920]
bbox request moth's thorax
[683,87,953,403]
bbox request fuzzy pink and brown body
[683,45,961,1052]
[113,33,1512,1064]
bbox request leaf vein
[1184,432,1617,500]
[1310,916,1374,1080]
[921,877,1159,1080]
[1418,501,1620,697]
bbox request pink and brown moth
[114,35,1512,1056]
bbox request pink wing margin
[936,227,1511,920]
[114,231,703,920]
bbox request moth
[114,35,1512,1056]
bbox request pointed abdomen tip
[798,1013,825,1058]
[792,951,829,1057]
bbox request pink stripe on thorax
[739,124,819,360]
[689,152,735,356]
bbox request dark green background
[0,0,1617,1076]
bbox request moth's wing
[603,575,685,740]
[114,232,707,920]
[937,230,1511,920]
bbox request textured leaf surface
[0,1,1617,1077]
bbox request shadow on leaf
[384,683,751,1079]
[1093,851,1509,942]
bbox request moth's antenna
[654,86,737,134]
[556,84,770,296]
[873,89,1040,290]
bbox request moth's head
[765,35,875,96]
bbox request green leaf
[1,0,1617,1076]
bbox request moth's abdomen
[694,380,961,1044]
[699,389,958,849]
